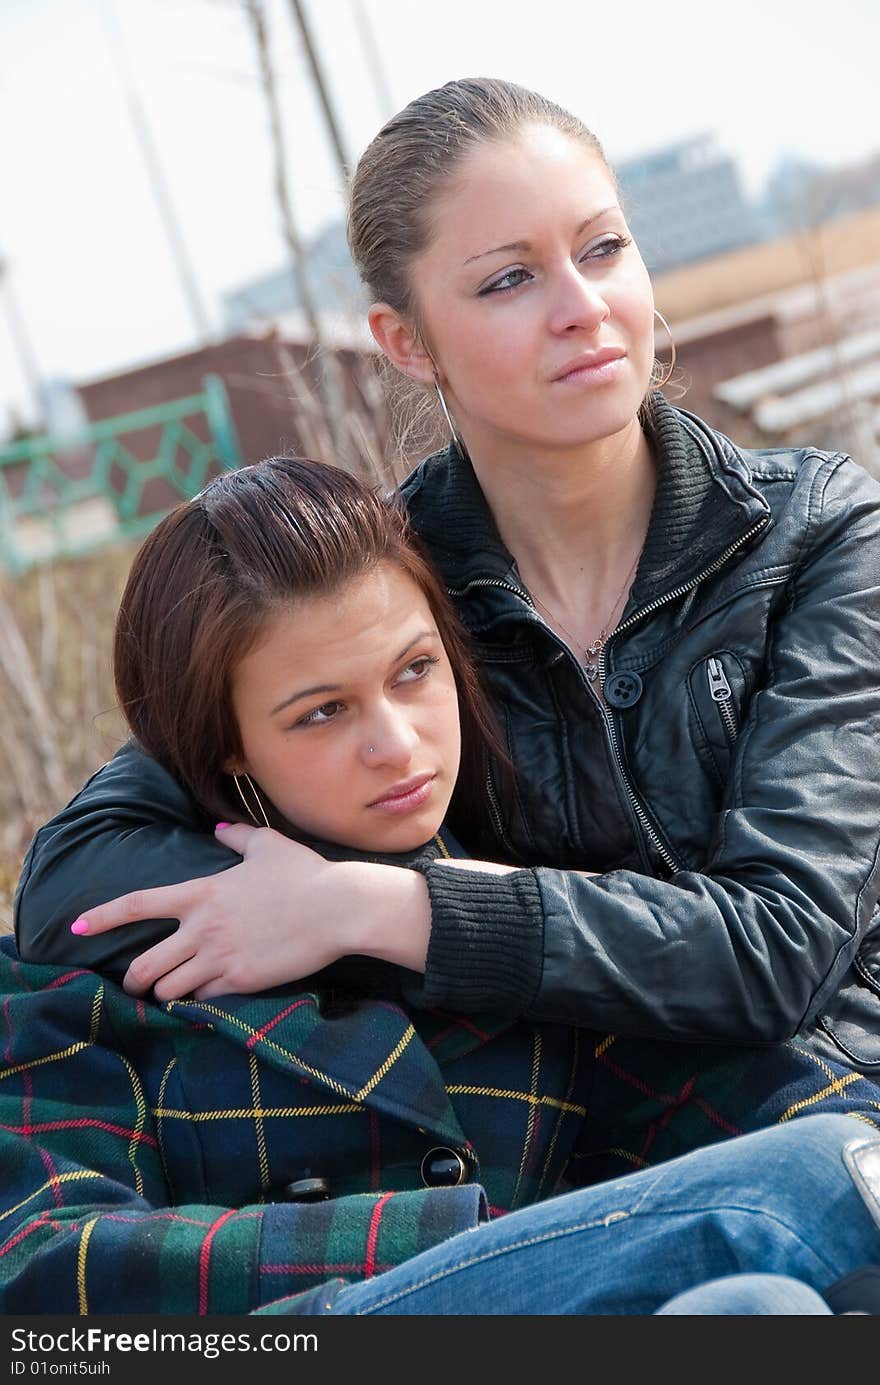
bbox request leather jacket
[14,397,880,1070]
[398,394,880,1070]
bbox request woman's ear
[368,303,435,385]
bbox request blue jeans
[655,1275,831,1314]
[327,1114,880,1314]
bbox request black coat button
[604,671,643,708]
[282,1177,331,1203]
[420,1146,474,1187]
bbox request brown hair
[114,457,502,838]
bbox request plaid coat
[0,936,593,1315]
[5,936,879,1318]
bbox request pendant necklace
[530,549,641,684]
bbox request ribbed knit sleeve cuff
[403,863,544,1013]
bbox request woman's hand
[69,822,431,1002]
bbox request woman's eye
[581,234,632,261]
[295,700,344,728]
[396,655,439,684]
[479,266,532,296]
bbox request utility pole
[245,0,347,458]
[350,0,395,120]
[0,250,44,430]
[286,0,351,189]
[99,0,213,343]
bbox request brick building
[74,321,405,488]
[654,204,880,470]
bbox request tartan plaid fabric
[261,1031,880,1314]
[0,937,592,1315]
[5,931,878,1316]
[569,1032,880,1186]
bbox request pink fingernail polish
[70,918,89,935]
[216,822,231,830]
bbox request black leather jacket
[14,397,880,1071]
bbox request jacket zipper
[447,577,537,605]
[706,657,738,745]
[596,517,769,873]
[450,514,770,877]
[485,759,517,859]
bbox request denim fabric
[327,1114,880,1315]
[654,1274,832,1315]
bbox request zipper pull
[707,657,732,702]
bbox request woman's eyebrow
[394,628,439,661]
[464,239,530,265]
[271,682,339,716]
[269,628,440,716]
[463,207,619,265]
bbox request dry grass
[0,545,136,935]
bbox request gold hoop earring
[651,308,676,391]
[433,380,468,459]
[233,772,271,828]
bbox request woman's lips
[552,351,625,386]
[368,773,436,814]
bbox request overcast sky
[1,0,878,431]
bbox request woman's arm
[50,823,538,1005]
[14,740,241,978]
[74,827,528,1000]
[73,822,431,1000]
[14,739,435,996]
[15,739,503,998]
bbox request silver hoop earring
[434,380,468,459]
[233,772,271,828]
[651,308,676,391]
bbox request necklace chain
[529,550,641,683]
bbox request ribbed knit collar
[400,393,770,606]
[296,823,459,867]
[629,394,769,603]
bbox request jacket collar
[630,396,771,605]
[399,394,771,609]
